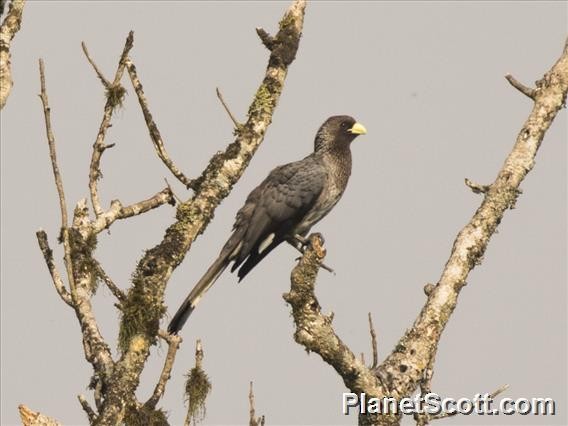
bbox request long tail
[167,252,231,334]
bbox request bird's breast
[293,167,349,236]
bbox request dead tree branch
[285,37,568,426]
[368,312,378,369]
[284,235,396,425]
[35,230,73,307]
[0,0,25,109]
[145,331,182,409]
[81,41,111,88]
[89,2,306,423]
[37,36,179,423]
[125,58,194,189]
[77,395,97,423]
[91,186,174,233]
[184,339,211,426]
[39,59,69,229]
[93,259,126,303]
[216,87,244,132]
[505,74,536,99]
[38,63,115,392]
[249,382,265,426]
[18,405,62,426]
[87,31,133,217]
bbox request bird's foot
[289,234,335,275]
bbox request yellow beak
[349,122,367,135]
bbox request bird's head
[314,115,367,152]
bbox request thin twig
[429,384,510,421]
[93,259,125,302]
[164,177,183,205]
[249,381,265,426]
[464,178,490,194]
[77,395,96,423]
[81,41,110,88]
[39,59,68,229]
[88,31,134,217]
[505,74,536,99]
[91,187,174,233]
[145,332,182,409]
[368,312,378,369]
[38,59,77,297]
[125,58,194,189]
[216,87,243,131]
[35,230,73,307]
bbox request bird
[167,115,366,334]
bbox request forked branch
[285,37,568,426]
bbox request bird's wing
[231,157,327,270]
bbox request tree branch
[35,230,73,307]
[96,2,306,423]
[91,186,174,233]
[216,87,244,132]
[125,58,195,189]
[77,394,97,423]
[38,58,79,320]
[368,312,378,369]
[18,405,62,426]
[88,31,133,217]
[93,258,126,303]
[285,38,568,426]
[39,59,69,230]
[0,0,25,109]
[376,37,568,401]
[249,381,265,426]
[183,339,211,426]
[505,74,536,99]
[37,62,116,417]
[81,41,111,88]
[144,331,182,409]
[283,234,394,424]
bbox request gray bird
[168,115,366,334]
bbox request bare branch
[91,186,174,233]
[284,39,568,426]
[368,312,378,369]
[164,177,183,205]
[100,3,306,422]
[145,332,182,409]
[283,234,389,395]
[216,87,243,132]
[505,73,536,99]
[18,404,62,426]
[249,381,265,426]
[81,41,111,88]
[38,59,78,310]
[88,31,134,217]
[39,59,69,230]
[183,339,211,426]
[77,394,97,423]
[35,230,73,307]
[464,178,490,194]
[256,27,275,51]
[93,259,125,302]
[124,58,194,189]
[376,39,568,400]
[0,0,25,109]
[428,384,510,421]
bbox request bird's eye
[340,122,348,129]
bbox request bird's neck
[319,145,352,186]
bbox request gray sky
[1,1,566,425]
